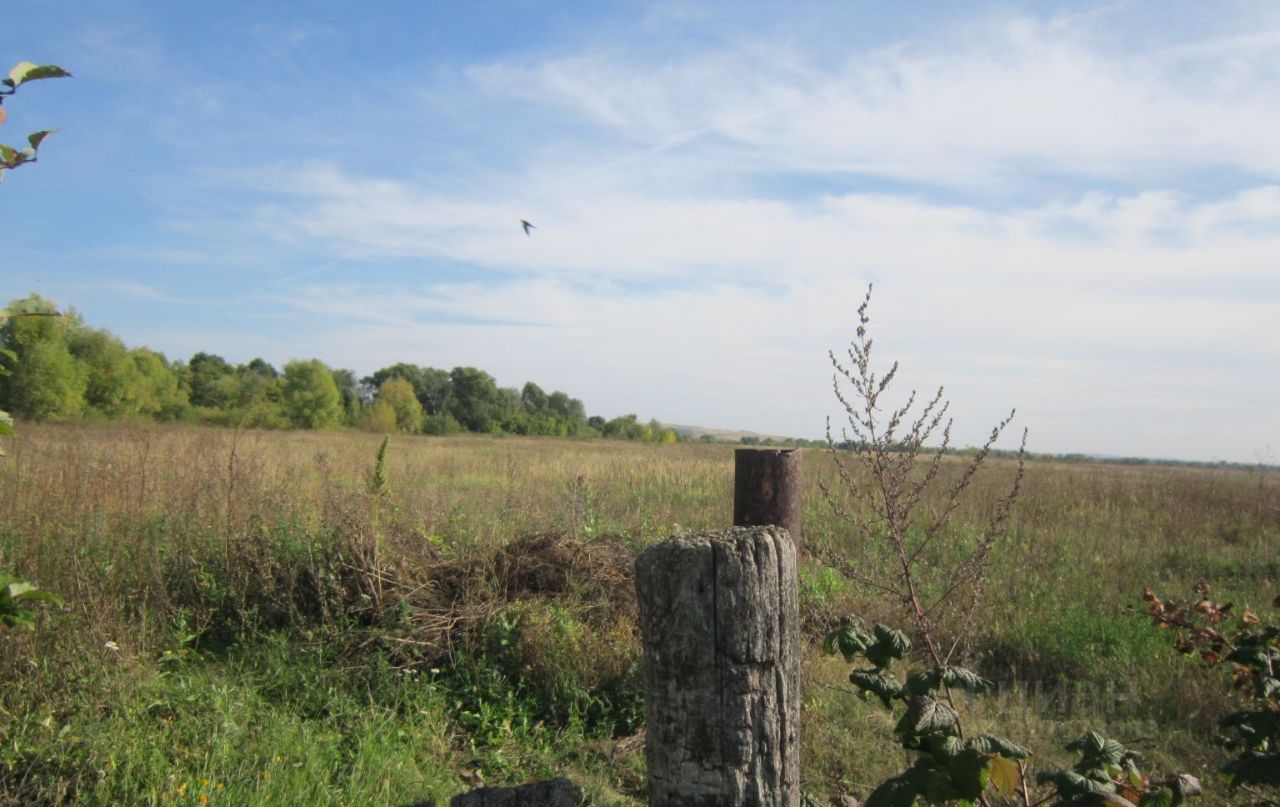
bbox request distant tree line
[0,295,681,442]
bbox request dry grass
[0,421,1276,804]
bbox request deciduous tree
[281,359,341,429]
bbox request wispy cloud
[471,15,1280,188]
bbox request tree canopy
[0,294,687,444]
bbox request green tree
[448,366,504,433]
[547,391,585,422]
[363,363,453,415]
[131,348,188,419]
[422,410,464,435]
[375,378,422,433]
[234,358,282,418]
[69,327,143,417]
[521,381,548,413]
[6,337,85,420]
[358,399,397,433]
[329,367,362,425]
[187,352,239,410]
[281,359,341,429]
[603,413,645,440]
[0,297,85,420]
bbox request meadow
[0,422,1275,805]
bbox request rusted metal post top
[733,447,803,548]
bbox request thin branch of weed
[818,284,1027,667]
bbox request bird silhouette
[521,220,535,236]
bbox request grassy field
[0,422,1276,805]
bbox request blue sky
[3,1,1278,462]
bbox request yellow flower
[215,782,224,790]
[262,772,271,782]
[177,782,188,795]
[201,778,210,786]
[198,795,208,805]
[273,755,283,764]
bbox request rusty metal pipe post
[733,448,802,547]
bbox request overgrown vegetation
[0,424,1275,804]
[1143,582,1280,802]
[811,288,1263,806]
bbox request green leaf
[1039,769,1117,798]
[864,624,912,669]
[941,666,992,694]
[12,588,63,607]
[6,581,36,599]
[0,143,18,164]
[907,761,962,803]
[1140,787,1173,807]
[945,748,991,799]
[967,734,1032,760]
[895,696,960,737]
[874,623,912,657]
[926,734,964,761]
[1,610,37,629]
[10,63,72,85]
[864,775,917,807]
[908,665,992,696]
[27,130,54,150]
[906,668,939,696]
[1067,730,1109,756]
[822,619,873,661]
[7,62,37,84]
[850,668,906,709]
[1068,730,1127,774]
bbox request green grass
[0,422,1276,804]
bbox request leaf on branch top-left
[28,130,54,150]
[8,62,72,86]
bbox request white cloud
[471,15,1280,187]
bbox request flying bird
[521,220,535,236]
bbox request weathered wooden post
[733,449,803,548]
[635,525,800,806]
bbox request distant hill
[662,422,798,444]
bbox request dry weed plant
[820,284,1027,665]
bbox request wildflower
[198,795,208,805]
[177,782,188,795]
[273,754,282,763]
[104,640,120,652]
[215,782,223,791]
